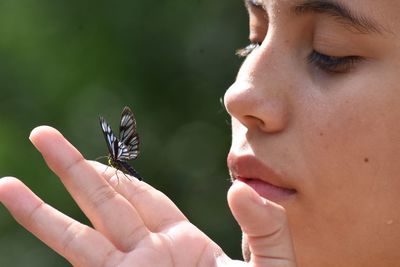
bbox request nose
[224,50,290,133]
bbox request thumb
[227,180,297,267]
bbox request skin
[1,0,400,266]
[0,127,295,267]
[225,0,400,266]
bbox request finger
[90,161,187,233]
[0,177,125,267]
[227,180,297,267]
[29,126,148,251]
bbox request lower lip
[237,177,296,202]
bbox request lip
[228,153,297,202]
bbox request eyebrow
[293,0,383,35]
[243,0,385,35]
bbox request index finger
[29,126,149,251]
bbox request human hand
[0,126,296,266]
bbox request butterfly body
[107,157,142,181]
[99,106,142,181]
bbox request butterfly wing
[119,106,140,160]
[99,107,143,180]
[99,116,119,159]
[117,140,139,161]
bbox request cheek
[289,84,400,264]
[301,84,400,210]
[299,85,400,197]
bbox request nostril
[243,115,266,129]
[224,81,290,134]
[242,115,287,133]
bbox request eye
[236,43,261,57]
[245,0,268,52]
[308,51,363,74]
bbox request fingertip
[0,177,39,213]
[228,180,288,230]
[0,176,20,184]
[228,180,264,210]
[0,176,26,196]
[29,126,62,144]
[29,125,53,139]
[28,125,82,166]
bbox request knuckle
[88,183,118,210]
[127,183,153,203]
[26,201,45,225]
[60,220,81,253]
[63,156,86,177]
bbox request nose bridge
[239,32,285,83]
[224,40,291,133]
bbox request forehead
[245,0,399,35]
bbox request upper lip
[227,152,295,191]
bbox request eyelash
[235,43,260,57]
[307,51,363,73]
[236,43,363,73]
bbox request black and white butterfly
[99,106,142,180]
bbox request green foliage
[0,0,248,265]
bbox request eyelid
[247,0,266,10]
[250,0,261,5]
[308,51,363,73]
[248,1,268,44]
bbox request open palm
[0,126,296,267]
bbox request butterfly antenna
[95,155,109,162]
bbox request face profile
[224,0,400,266]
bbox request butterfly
[99,106,142,181]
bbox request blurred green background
[0,0,248,265]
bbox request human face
[225,0,400,266]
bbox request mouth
[228,153,297,202]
